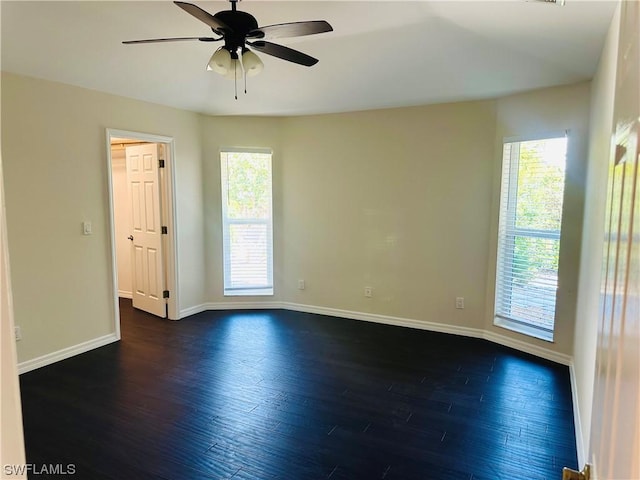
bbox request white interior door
[590,1,639,477]
[125,143,166,318]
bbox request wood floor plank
[19,299,577,479]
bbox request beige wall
[2,71,592,367]
[1,73,204,363]
[573,4,620,463]
[484,82,592,355]
[279,102,497,328]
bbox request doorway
[106,129,179,338]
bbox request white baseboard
[18,333,119,375]
[118,290,132,299]
[286,303,571,365]
[179,303,210,318]
[283,302,574,364]
[179,300,572,366]
[482,330,572,365]
[180,301,281,318]
[280,302,484,339]
[569,362,586,467]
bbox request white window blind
[220,149,273,296]
[494,136,568,340]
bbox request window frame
[493,132,569,342]
[220,147,274,297]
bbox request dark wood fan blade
[249,41,318,66]
[248,20,333,40]
[123,37,218,44]
[174,1,229,32]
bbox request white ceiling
[1,1,616,116]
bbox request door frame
[105,128,180,337]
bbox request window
[220,149,273,296]
[494,135,568,341]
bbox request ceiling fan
[123,0,333,95]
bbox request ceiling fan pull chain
[239,49,248,95]
[234,61,238,100]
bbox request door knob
[127,235,134,241]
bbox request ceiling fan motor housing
[214,10,260,53]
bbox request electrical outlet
[455,297,464,309]
[15,326,21,341]
[364,286,373,298]
[298,279,305,290]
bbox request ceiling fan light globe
[224,59,243,80]
[242,50,264,77]
[208,48,231,75]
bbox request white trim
[18,334,119,375]
[105,129,180,328]
[0,136,27,467]
[105,130,122,341]
[180,301,280,318]
[220,146,273,155]
[569,362,586,468]
[207,301,279,310]
[179,301,570,365]
[280,302,483,339]
[220,150,274,296]
[179,304,209,318]
[494,136,568,341]
[493,316,554,342]
[503,130,569,144]
[483,329,572,365]
[285,303,571,364]
[224,289,274,297]
[118,290,132,299]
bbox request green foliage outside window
[226,152,271,220]
[511,138,566,286]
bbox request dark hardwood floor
[19,299,577,479]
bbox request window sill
[494,317,554,342]
[224,288,274,297]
